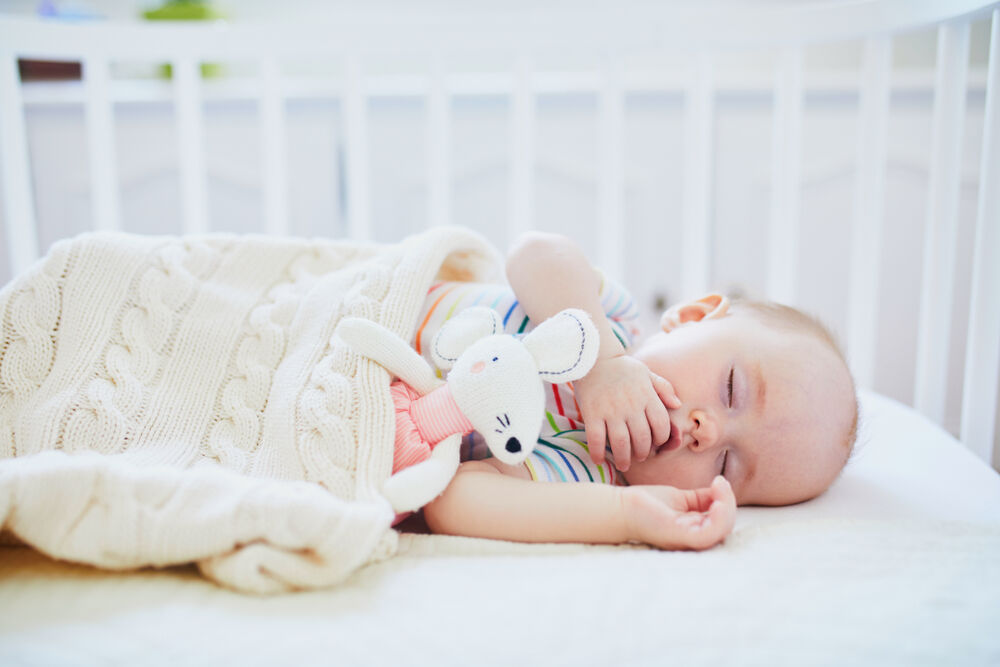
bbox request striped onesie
[410,273,641,486]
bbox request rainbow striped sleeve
[413,281,527,370]
[525,434,618,485]
[596,269,641,350]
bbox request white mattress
[2,389,998,666]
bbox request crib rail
[0,2,998,466]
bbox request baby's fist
[622,477,736,551]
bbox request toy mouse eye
[492,356,498,362]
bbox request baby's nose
[687,410,720,450]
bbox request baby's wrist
[617,486,639,543]
[597,334,625,360]
[592,314,626,358]
[590,353,627,372]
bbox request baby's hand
[622,477,736,550]
[574,355,680,471]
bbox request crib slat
[597,57,625,282]
[914,21,970,423]
[0,50,39,276]
[508,55,534,243]
[961,9,1000,463]
[767,47,803,306]
[427,54,451,228]
[681,54,714,300]
[259,57,289,236]
[173,56,209,235]
[83,55,121,232]
[344,55,370,241]
[847,36,892,390]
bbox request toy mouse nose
[471,361,486,374]
[505,437,521,453]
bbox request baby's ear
[431,307,502,370]
[660,294,729,333]
[522,309,599,383]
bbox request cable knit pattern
[297,261,393,494]
[0,228,502,593]
[201,247,337,472]
[0,243,71,458]
[58,240,225,456]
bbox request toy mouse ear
[431,306,502,370]
[521,308,599,383]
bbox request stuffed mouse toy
[335,307,599,515]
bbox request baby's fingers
[672,512,728,550]
[607,421,631,472]
[650,373,681,410]
[626,415,652,463]
[585,421,607,466]
[678,486,718,513]
[710,475,736,508]
[646,401,671,452]
[673,478,736,550]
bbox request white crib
[1,3,999,664]
[2,1,997,468]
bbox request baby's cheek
[628,454,706,490]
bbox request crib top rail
[1,1,998,60]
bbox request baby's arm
[423,460,735,550]
[505,232,679,471]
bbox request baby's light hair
[728,298,859,460]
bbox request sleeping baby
[410,231,859,550]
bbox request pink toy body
[390,380,474,474]
[389,380,475,526]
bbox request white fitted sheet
[1,389,998,666]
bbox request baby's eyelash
[727,367,734,407]
[721,450,729,477]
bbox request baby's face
[627,312,855,506]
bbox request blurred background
[0,0,996,465]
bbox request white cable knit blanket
[0,226,501,593]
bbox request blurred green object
[143,1,224,79]
[143,0,219,21]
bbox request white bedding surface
[1,389,999,666]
